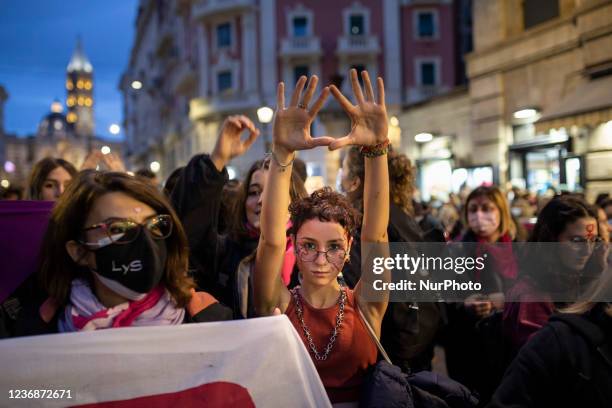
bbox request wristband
[360,139,390,158]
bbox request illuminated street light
[257,106,274,124]
[150,161,161,173]
[1,179,9,189]
[513,108,539,120]
[415,133,433,143]
[101,146,111,155]
[390,116,399,127]
[4,161,15,173]
[131,80,143,90]
[109,124,120,135]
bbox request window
[293,17,308,37]
[349,14,365,35]
[523,0,559,29]
[294,65,310,84]
[217,71,232,93]
[420,62,436,86]
[416,11,436,38]
[216,23,231,48]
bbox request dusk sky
[0,0,139,141]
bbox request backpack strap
[357,306,393,364]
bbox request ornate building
[121,0,471,185]
[0,40,122,188]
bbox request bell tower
[66,37,94,138]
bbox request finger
[237,115,256,132]
[276,82,285,110]
[227,117,242,129]
[290,76,307,107]
[329,85,355,113]
[301,75,318,107]
[377,77,386,107]
[243,128,261,150]
[328,136,354,151]
[308,86,329,119]
[307,136,335,148]
[362,71,375,102]
[350,69,365,105]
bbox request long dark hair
[27,157,78,200]
[228,158,307,241]
[529,194,599,242]
[39,170,194,307]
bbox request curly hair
[289,187,361,237]
[344,147,415,215]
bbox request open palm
[273,76,334,153]
[329,69,388,150]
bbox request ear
[345,236,353,261]
[66,240,91,267]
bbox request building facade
[471,0,612,201]
[121,0,470,184]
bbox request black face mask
[90,227,167,295]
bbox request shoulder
[186,291,233,323]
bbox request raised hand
[272,75,335,155]
[102,152,126,172]
[328,69,388,150]
[211,115,260,171]
[80,151,103,171]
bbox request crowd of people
[1,70,611,407]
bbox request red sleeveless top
[286,288,378,404]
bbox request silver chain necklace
[291,287,347,361]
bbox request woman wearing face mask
[170,116,307,318]
[443,186,518,403]
[27,157,77,201]
[15,171,231,336]
[254,70,390,404]
[503,195,606,359]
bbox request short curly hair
[289,187,361,237]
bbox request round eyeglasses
[296,242,347,265]
[81,214,173,247]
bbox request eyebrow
[298,237,345,244]
[248,183,262,190]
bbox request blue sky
[0,0,138,141]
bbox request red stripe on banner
[74,381,255,408]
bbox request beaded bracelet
[360,139,390,158]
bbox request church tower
[66,37,94,138]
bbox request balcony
[189,93,258,120]
[192,0,255,20]
[336,35,381,56]
[171,59,198,94]
[279,36,322,60]
[406,85,450,104]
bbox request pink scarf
[246,221,295,286]
[58,280,185,332]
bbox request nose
[56,184,65,197]
[257,192,263,206]
[314,251,328,265]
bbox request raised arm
[330,69,390,328]
[254,76,334,315]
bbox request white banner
[0,315,331,408]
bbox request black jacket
[342,203,445,373]
[170,154,258,318]
[488,305,612,408]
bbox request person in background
[15,170,231,336]
[27,157,77,201]
[1,186,23,200]
[293,157,308,182]
[163,166,184,198]
[135,168,160,188]
[171,115,307,318]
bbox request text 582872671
[8,390,73,399]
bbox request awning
[535,75,612,132]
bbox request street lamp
[131,80,143,90]
[150,161,161,173]
[101,146,111,155]
[257,106,274,152]
[415,133,433,143]
[109,124,120,135]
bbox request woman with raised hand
[254,69,390,404]
[170,115,307,318]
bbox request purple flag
[0,201,53,303]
